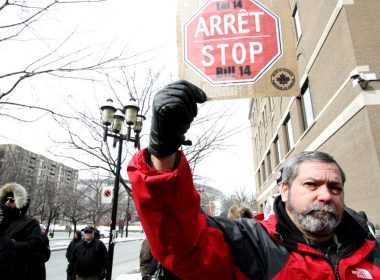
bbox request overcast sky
[0,0,255,196]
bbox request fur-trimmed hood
[228,202,254,220]
[0,182,29,211]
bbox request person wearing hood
[66,230,82,280]
[0,182,45,280]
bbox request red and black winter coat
[128,149,380,280]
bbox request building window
[266,151,272,175]
[261,161,266,183]
[284,115,294,151]
[262,105,267,126]
[293,6,302,41]
[300,80,314,129]
[258,121,262,140]
[258,169,262,187]
[269,97,275,112]
[274,136,281,166]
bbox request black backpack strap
[208,216,267,279]
[209,216,290,279]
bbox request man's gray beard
[287,201,342,236]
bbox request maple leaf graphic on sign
[277,73,290,85]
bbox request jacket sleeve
[128,149,248,280]
[13,218,44,257]
[98,240,108,274]
[66,242,72,260]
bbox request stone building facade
[249,0,380,228]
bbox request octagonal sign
[183,0,283,86]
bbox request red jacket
[128,149,380,279]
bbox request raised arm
[150,153,177,172]
[128,81,248,279]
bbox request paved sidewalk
[50,232,145,251]
[114,272,140,280]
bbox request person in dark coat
[140,239,157,280]
[140,238,181,280]
[66,230,82,280]
[0,204,16,279]
[29,224,51,280]
[0,182,45,280]
[69,226,108,280]
[94,228,100,239]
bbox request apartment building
[0,144,78,196]
[250,0,380,227]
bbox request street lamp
[100,97,143,280]
[125,194,131,238]
[133,115,146,150]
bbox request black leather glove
[148,80,207,157]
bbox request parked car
[129,221,144,233]
[98,228,110,239]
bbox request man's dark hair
[282,151,346,188]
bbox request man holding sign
[128,80,380,279]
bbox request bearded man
[128,80,380,280]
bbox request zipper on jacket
[292,248,341,280]
[333,262,340,280]
[323,255,340,280]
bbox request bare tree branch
[221,186,257,214]
[0,0,106,36]
[49,71,244,198]
[0,101,78,119]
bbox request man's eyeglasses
[84,230,93,234]
[5,197,15,203]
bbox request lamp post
[100,97,143,280]
[125,194,131,237]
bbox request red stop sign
[183,0,283,85]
